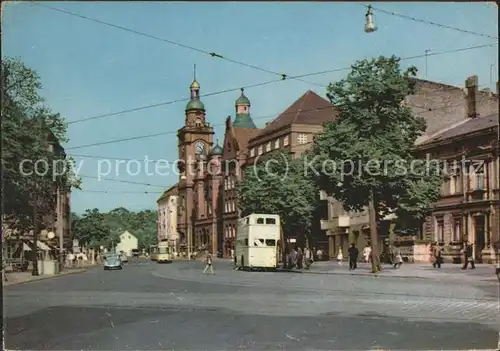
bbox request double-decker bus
[235,214,280,270]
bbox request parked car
[119,252,128,263]
[103,254,122,270]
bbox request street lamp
[364,5,377,33]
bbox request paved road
[4,259,500,350]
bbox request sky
[2,1,498,215]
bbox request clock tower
[177,73,214,256]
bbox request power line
[78,174,168,188]
[66,85,491,150]
[361,4,498,40]
[77,189,163,194]
[30,2,322,89]
[65,42,496,125]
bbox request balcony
[320,215,350,230]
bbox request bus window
[265,239,276,246]
[265,218,276,224]
[256,218,264,224]
[254,239,265,246]
[159,247,169,254]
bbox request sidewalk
[3,264,96,286]
[301,261,499,283]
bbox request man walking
[202,250,214,275]
[461,241,475,270]
[348,244,359,271]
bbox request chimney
[465,75,478,119]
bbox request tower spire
[193,63,196,81]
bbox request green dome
[186,98,205,111]
[235,88,250,106]
[233,113,257,128]
[210,143,223,156]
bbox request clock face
[195,141,204,155]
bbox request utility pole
[425,49,431,79]
[368,189,381,273]
[32,187,39,276]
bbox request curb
[298,269,498,282]
[3,266,94,286]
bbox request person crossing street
[348,244,359,271]
[202,250,214,275]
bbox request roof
[235,88,250,106]
[418,114,498,146]
[233,127,261,151]
[157,183,178,203]
[120,231,136,238]
[233,113,257,128]
[250,90,338,141]
[186,98,205,111]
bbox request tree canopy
[237,150,319,241]
[1,57,81,236]
[307,56,443,263]
[72,207,157,250]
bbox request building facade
[116,231,139,256]
[174,80,338,257]
[321,76,499,262]
[157,184,179,249]
[412,77,499,263]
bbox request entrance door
[474,215,485,262]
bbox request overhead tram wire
[65,85,491,151]
[78,190,163,194]
[30,2,322,89]
[359,4,498,40]
[77,174,168,188]
[65,42,497,125]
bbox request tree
[237,150,319,262]
[1,57,81,237]
[308,56,443,272]
[72,208,112,249]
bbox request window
[475,162,485,190]
[265,239,276,246]
[256,217,264,224]
[449,165,462,194]
[265,218,276,224]
[274,139,280,149]
[227,142,231,152]
[297,134,308,144]
[283,136,289,146]
[266,142,271,152]
[250,148,255,157]
[453,217,462,242]
[435,217,444,243]
[244,239,248,246]
[258,145,263,155]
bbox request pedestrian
[304,247,313,269]
[312,247,317,261]
[337,247,343,265]
[433,243,443,268]
[362,244,371,264]
[202,250,214,274]
[291,248,297,268]
[296,247,303,269]
[461,241,475,270]
[348,243,359,271]
[393,246,403,269]
[317,248,323,261]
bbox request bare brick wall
[406,80,498,139]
